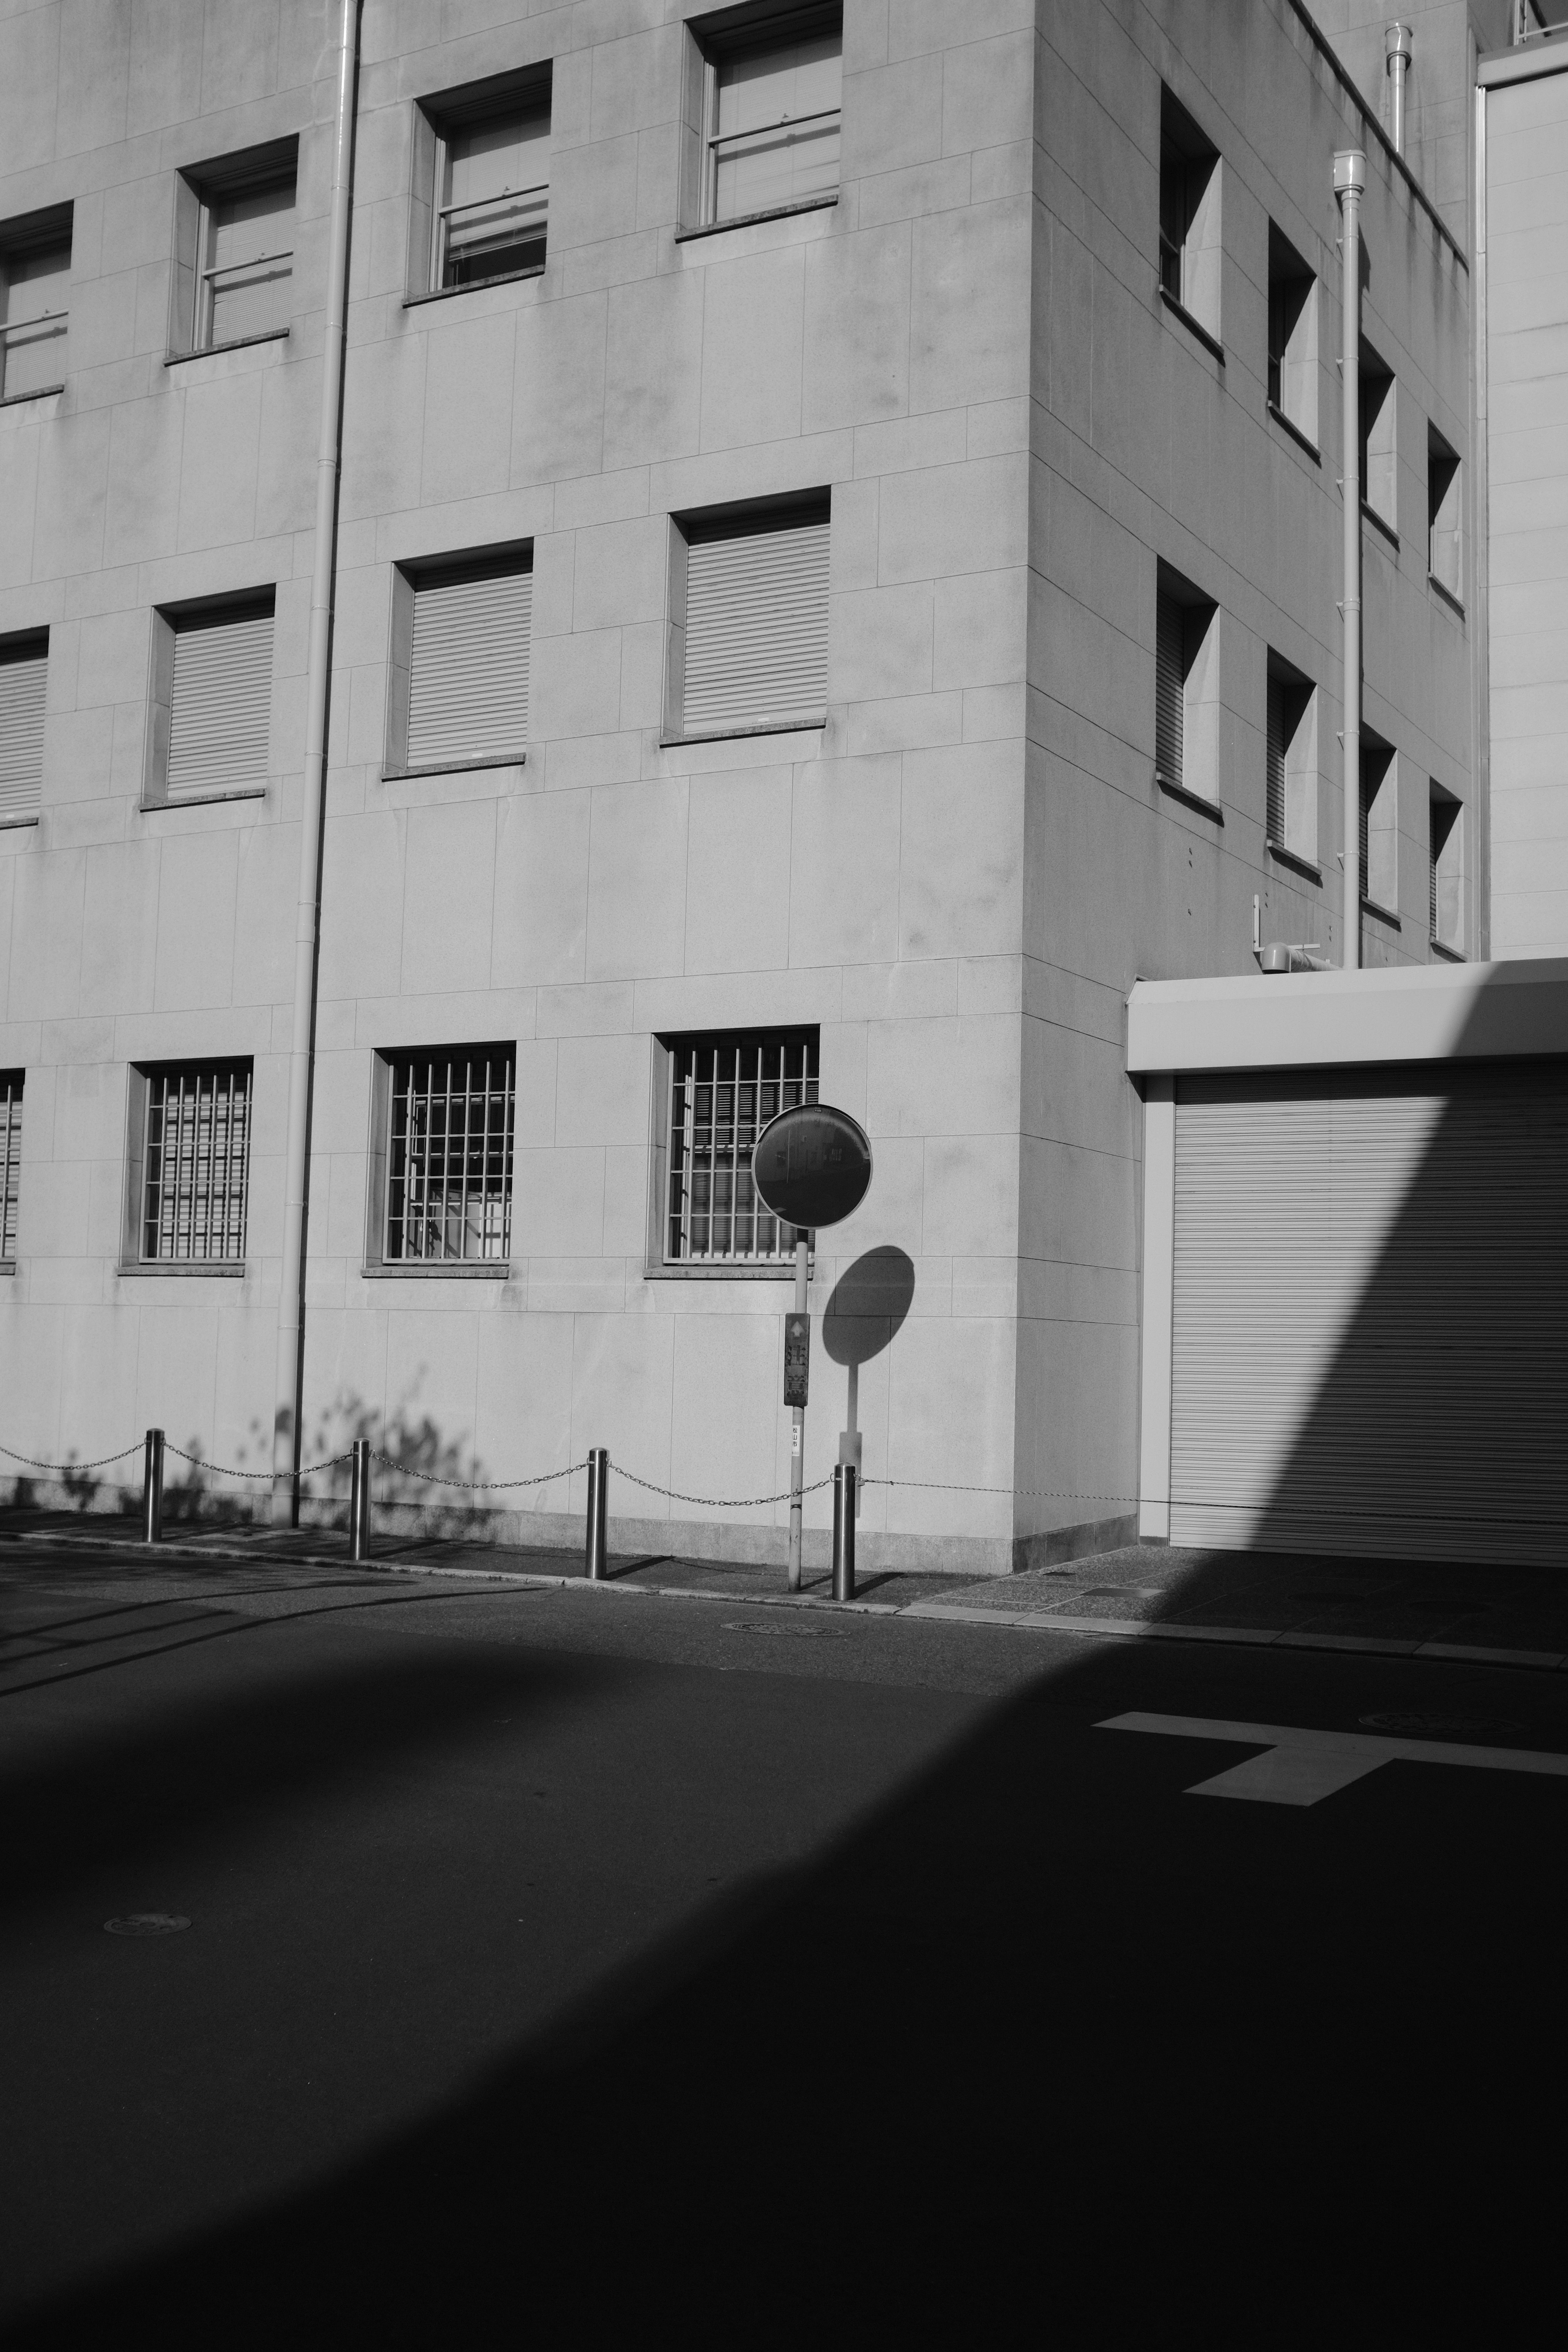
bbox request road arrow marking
[1096,1711,1568,1808]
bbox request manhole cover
[721,1619,848,1640]
[1359,1713,1523,1741]
[104,1914,190,1937]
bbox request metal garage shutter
[682,509,829,735]
[1169,1061,1568,1565]
[0,637,47,820]
[167,604,273,798]
[407,561,532,769]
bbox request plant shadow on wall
[820,1246,916,1471]
[1139,970,1568,1631]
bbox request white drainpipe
[1385,24,1412,157]
[1334,149,1366,972]
[273,0,361,1523]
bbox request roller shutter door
[1169,1061,1568,1565]
[166,604,273,799]
[407,561,532,770]
[682,509,829,736]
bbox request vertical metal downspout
[1473,77,1491,959]
[1385,25,1412,158]
[1334,150,1366,971]
[273,0,361,1524]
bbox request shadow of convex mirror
[821,1247,916,1505]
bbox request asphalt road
[2,1546,1563,2338]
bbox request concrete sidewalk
[3,1508,1566,1671]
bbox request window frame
[142,588,276,811]
[1158,88,1222,355]
[364,1045,517,1277]
[648,1027,821,1279]
[169,140,298,361]
[1265,651,1318,869]
[385,543,534,780]
[1154,562,1222,814]
[681,1,843,237]
[121,1060,254,1276]
[409,65,553,304]
[1266,222,1318,454]
[0,1068,21,1271]
[1360,735,1398,920]
[1359,345,1398,542]
[1429,780,1465,957]
[663,490,831,746]
[1428,425,1464,608]
[0,202,72,405]
[0,626,49,830]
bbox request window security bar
[707,103,841,157]
[386,1051,515,1264]
[0,312,67,351]
[141,1066,251,1263]
[0,1073,20,1261]
[436,184,548,281]
[667,1036,818,1264]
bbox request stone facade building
[0,0,1507,1571]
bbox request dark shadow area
[5,1625,1562,2338]
[820,1243,917,1366]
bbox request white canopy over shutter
[0,639,48,820]
[407,562,532,769]
[166,606,272,799]
[682,511,829,736]
[1169,1064,1568,1565]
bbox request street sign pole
[787,1231,808,1592]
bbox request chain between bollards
[349,1438,372,1563]
[142,1428,164,1545]
[832,1460,857,1602]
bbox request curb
[6,1531,1566,1674]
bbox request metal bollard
[142,1428,165,1546]
[832,1461,857,1602]
[585,1447,609,1581]
[349,1439,372,1563]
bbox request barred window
[137,1062,252,1264]
[665,1031,818,1265]
[382,1047,515,1265]
[0,1070,21,1264]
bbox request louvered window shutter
[1265,672,1285,842]
[0,638,47,821]
[682,511,829,736]
[166,605,273,799]
[1155,591,1184,788]
[407,562,532,769]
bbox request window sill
[118,1262,247,1278]
[1362,896,1401,928]
[1156,770,1223,821]
[661,716,825,749]
[380,754,525,781]
[1267,839,1322,882]
[1430,936,1465,963]
[0,383,64,409]
[1158,285,1224,364]
[140,786,267,812]
[362,1261,511,1279]
[402,267,544,309]
[1266,400,1319,461]
[675,195,838,244]
[166,328,290,366]
[0,812,40,831]
[1362,501,1399,551]
[1428,572,1466,619]
[645,1262,812,1282]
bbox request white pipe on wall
[1334,149,1366,973]
[1385,24,1412,157]
[273,0,361,1524]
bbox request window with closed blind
[124,1062,252,1269]
[1155,566,1219,807]
[1,205,71,402]
[0,631,47,826]
[388,551,533,776]
[655,1030,819,1269]
[146,595,274,807]
[1265,653,1315,864]
[0,1070,21,1267]
[670,499,830,742]
[413,70,552,296]
[170,142,296,357]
